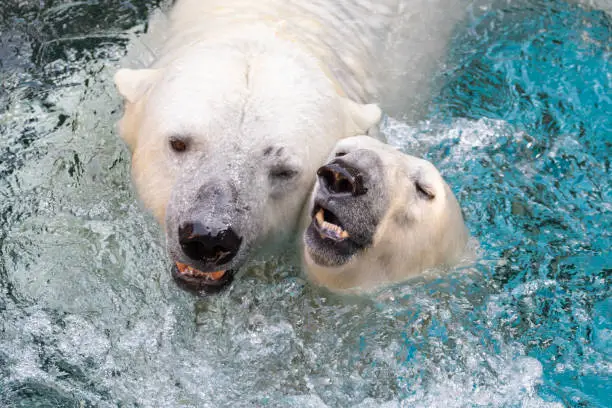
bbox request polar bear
[114,0,467,291]
[302,136,468,293]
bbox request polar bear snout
[164,176,252,290]
[178,222,242,266]
[304,150,389,268]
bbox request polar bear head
[114,42,380,291]
[302,136,468,293]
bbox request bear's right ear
[114,68,158,103]
[342,98,382,136]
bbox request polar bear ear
[114,68,158,103]
[342,98,382,136]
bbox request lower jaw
[305,246,353,268]
[304,227,358,268]
[171,264,235,294]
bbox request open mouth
[311,205,350,241]
[171,262,234,294]
[304,202,365,267]
[303,156,382,268]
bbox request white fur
[302,136,469,293]
[117,0,469,116]
[113,0,467,266]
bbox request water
[0,0,610,406]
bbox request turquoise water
[390,2,611,405]
[0,0,610,407]
[438,4,611,405]
[383,4,611,401]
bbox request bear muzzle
[169,221,243,293]
[303,152,387,268]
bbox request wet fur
[302,136,469,293]
[114,0,471,273]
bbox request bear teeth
[315,208,325,225]
[314,208,350,239]
[176,262,226,281]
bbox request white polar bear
[114,0,468,291]
[302,136,468,293]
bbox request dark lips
[171,263,234,294]
[304,201,365,267]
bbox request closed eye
[270,168,299,180]
[415,181,435,200]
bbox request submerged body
[114,0,469,290]
[302,136,469,293]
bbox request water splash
[0,0,610,407]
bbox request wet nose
[178,222,242,265]
[316,161,367,196]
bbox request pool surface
[0,0,610,406]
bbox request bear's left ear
[342,98,382,136]
[114,68,159,103]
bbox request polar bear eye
[169,137,188,152]
[415,180,435,200]
[269,167,299,180]
[335,151,347,157]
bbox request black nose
[317,161,367,196]
[178,222,242,265]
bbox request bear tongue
[175,262,226,281]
